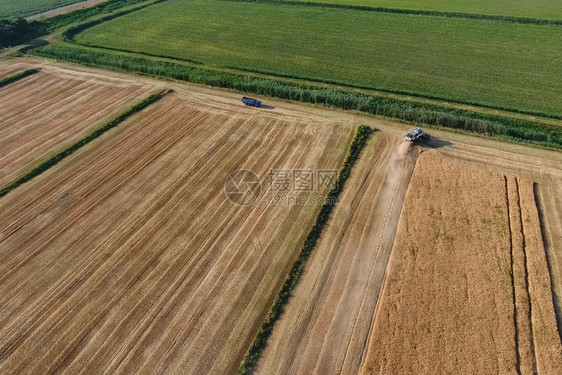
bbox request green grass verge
[71,0,562,118]
[231,0,562,25]
[0,0,82,19]
[292,0,562,20]
[31,45,562,149]
[238,124,373,374]
[0,89,169,198]
[0,68,39,87]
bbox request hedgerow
[0,89,169,198]
[238,124,373,375]
[0,68,39,87]
[31,45,562,149]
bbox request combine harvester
[404,127,430,144]
[241,96,262,107]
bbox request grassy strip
[224,0,562,25]
[0,68,39,87]
[31,45,562,149]
[0,89,169,198]
[238,124,373,374]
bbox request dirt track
[0,57,561,374]
[0,64,151,188]
[25,0,109,21]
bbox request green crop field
[0,0,83,19]
[295,0,562,20]
[72,0,562,117]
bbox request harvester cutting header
[404,128,430,143]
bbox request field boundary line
[521,181,562,373]
[237,125,373,374]
[533,182,562,339]
[0,68,39,88]
[515,178,539,374]
[222,0,562,26]
[0,88,170,198]
[505,176,523,375]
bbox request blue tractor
[241,96,261,107]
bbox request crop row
[238,124,373,374]
[0,89,169,198]
[31,45,562,150]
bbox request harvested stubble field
[1,57,562,374]
[361,152,562,374]
[0,63,152,188]
[0,87,354,373]
[256,133,418,374]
